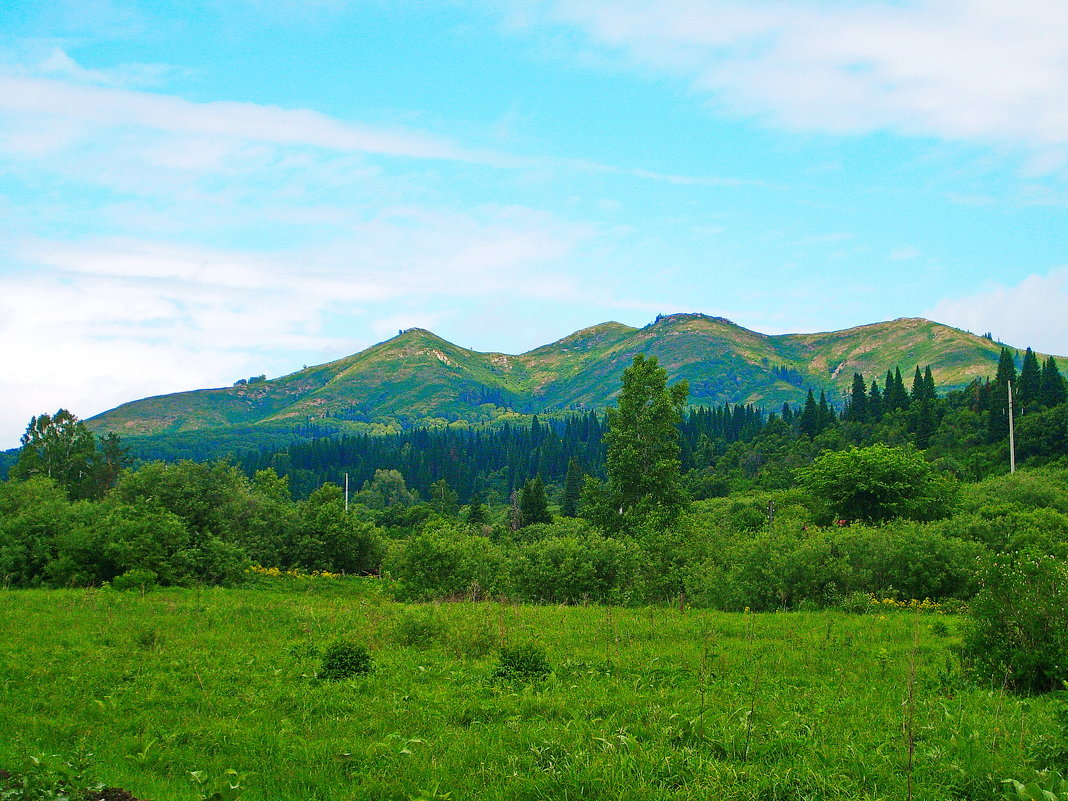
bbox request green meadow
[0,579,1058,801]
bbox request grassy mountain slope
[87,314,1048,442]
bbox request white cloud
[516,0,1068,151]
[926,265,1068,355]
[0,203,591,447]
[0,74,504,163]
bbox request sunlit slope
[87,314,1045,437]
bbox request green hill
[87,314,1046,444]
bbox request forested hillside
[83,314,1044,450]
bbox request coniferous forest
[3,349,1068,800]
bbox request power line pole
[1007,380,1016,474]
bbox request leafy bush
[799,443,957,524]
[111,568,158,592]
[493,643,551,682]
[384,523,510,601]
[512,531,636,604]
[319,640,373,680]
[963,551,1068,694]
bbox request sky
[2,0,1068,448]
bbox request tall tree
[590,355,689,535]
[1040,355,1068,409]
[847,372,868,422]
[990,347,1017,442]
[867,380,883,421]
[465,488,487,527]
[560,458,584,518]
[797,389,820,438]
[518,474,551,526]
[1017,347,1042,412]
[10,410,101,500]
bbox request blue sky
[3,0,1068,448]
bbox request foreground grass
[0,581,1057,800]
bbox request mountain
[86,314,1040,444]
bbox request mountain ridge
[86,313,1051,440]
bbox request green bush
[963,551,1068,694]
[493,643,551,682]
[112,568,158,592]
[512,531,635,604]
[319,641,373,680]
[384,523,510,601]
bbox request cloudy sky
[3,0,1068,448]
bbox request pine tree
[465,488,487,526]
[1040,355,1068,408]
[1017,347,1042,412]
[518,475,551,526]
[990,347,1017,442]
[797,389,819,438]
[817,390,835,432]
[561,458,583,518]
[847,373,868,422]
[867,380,883,422]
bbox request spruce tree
[885,368,909,412]
[1041,355,1068,408]
[465,488,487,526]
[847,373,868,422]
[798,389,819,437]
[990,347,1017,442]
[911,366,926,402]
[561,458,583,518]
[1017,347,1042,412]
[518,475,551,526]
[868,380,883,421]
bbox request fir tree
[518,475,551,526]
[797,389,819,437]
[465,488,487,526]
[561,458,583,518]
[847,372,868,422]
[867,380,883,421]
[990,347,1017,442]
[1040,355,1068,408]
[1017,347,1042,412]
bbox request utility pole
[344,472,349,513]
[1007,380,1016,474]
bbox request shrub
[319,641,373,680]
[493,643,551,682]
[383,523,510,601]
[799,444,957,524]
[112,568,158,592]
[963,550,1068,694]
[512,531,636,604]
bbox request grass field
[0,579,1058,800]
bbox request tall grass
[0,581,1056,800]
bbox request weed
[1002,769,1068,800]
[318,641,372,680]
[0,752,103,801]
[492,643,551,682]
[393,607,445,648]
[189,768,249,801]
